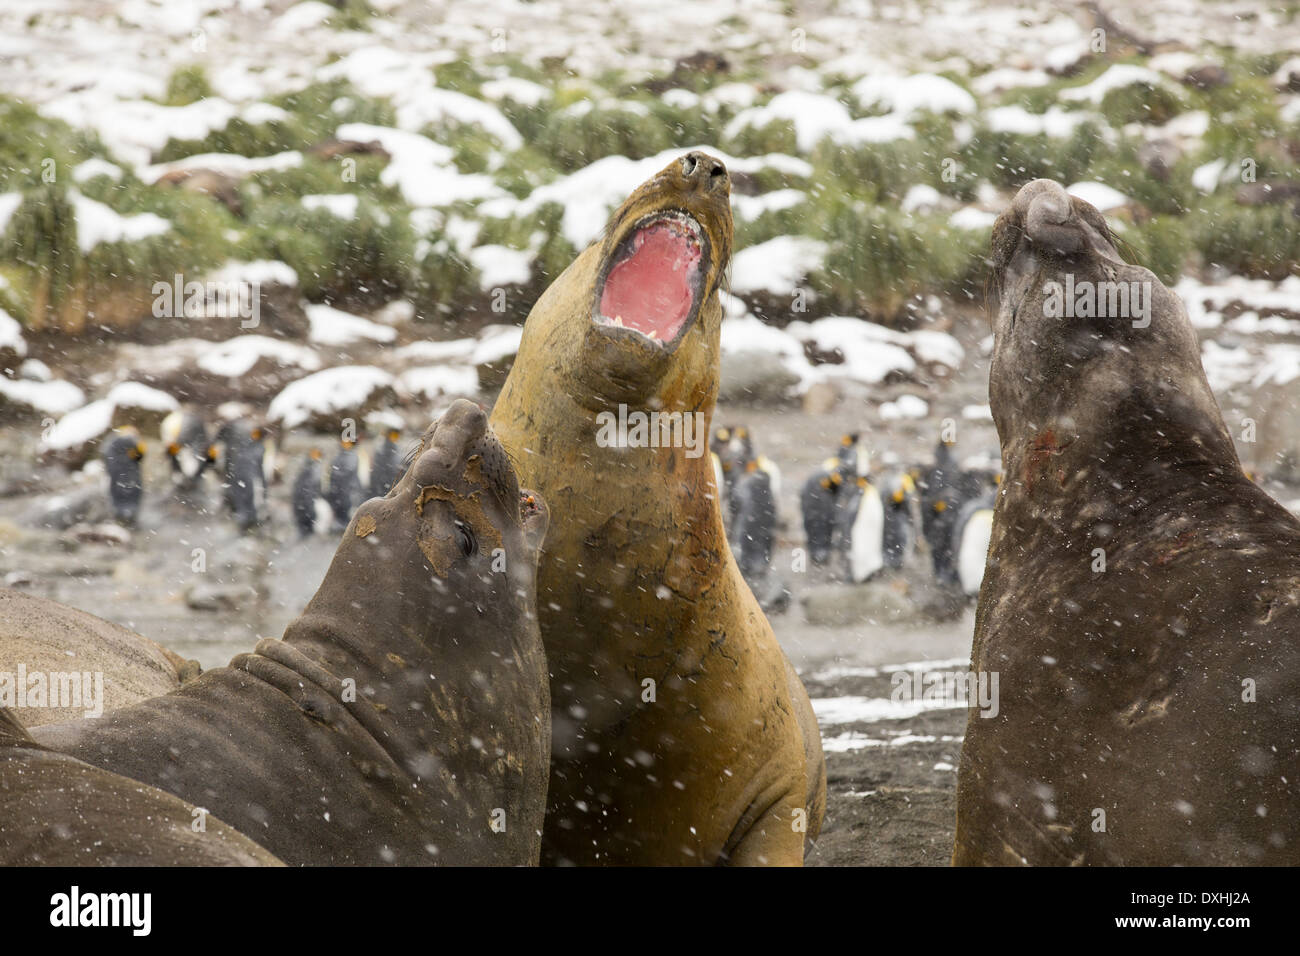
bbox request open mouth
[594,211,706,347]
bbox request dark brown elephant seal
[35,401,551,865]
[0,708,282,866]
[954,178,1300,866]
[0,589,189,728]
[491,152,825,865]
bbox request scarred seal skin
[0,708,283,866]
[33,401,551,866]
[953,179,1300,866]
[491,152,826,865]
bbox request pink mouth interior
[598,220,702,342]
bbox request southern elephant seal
[35,400,552,866]
[954,178,1300,865]
[491,152,826,865]
[0,708,282,866]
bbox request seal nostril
[681,154,698,176]
[709,162,725,179]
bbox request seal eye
[455,521,476,558]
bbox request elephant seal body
[0,709,281,866]
[491,152,825,865]
[36,401,551,866]
[0,589,185,728]
[954,179,1300,865]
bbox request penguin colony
[709,425,999,608]
[105,410,409,538]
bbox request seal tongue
[599,222,700,342]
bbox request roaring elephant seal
[36,401,552,866]
[491,151,826,865]
[0,589,189,728]
[0,708,282,866]
[954,178,1300,865]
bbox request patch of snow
[467,244,534,290]
[790,316,916,385]
[472,327,523,365]
[1067,181,1131,211]
[480,77,549,107]
[41,399,114,451]
[971,67,1050,95]
[1060,64,1171,105]
[19,358,51,382]
[196,335,321,378]
[268,366,397,429]
[852,72,976,118]
[984,105,1097,138]
[71,158,124,183]
[0,307,26,356]
[880,394,929,420]
[725,90,914,153]
[0,192,22,234]
[393,339,478,363]
[730,235,828,296]
[949,206,998,231]
[106,381,178,412]
[70,192,169,252]
[901,184,943,214]
[336,122,501,207]
[1254,344,1300,388]
[205,259,298,288]
[302,193,359,219]
[0,378,85,415]
[140,150,302,183]
[1192,158,1227,194]
[305,303,398,346]
[730,189,806,222]
[812,694,966,725]
[909,329,965,368]
[399,365,480,400]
